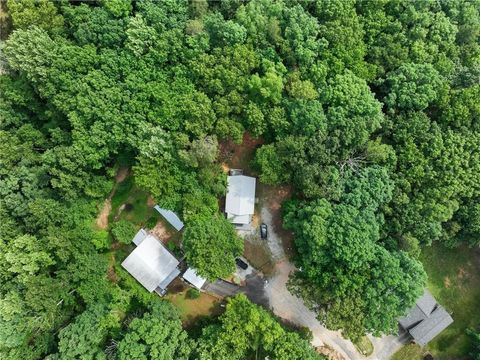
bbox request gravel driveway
[258,206,405,360]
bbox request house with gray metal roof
[225,174,256,225]
[121,230,180,295]
[399,290,453,346]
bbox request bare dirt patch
[316,345,346,360]
[457,267,468,280]
[444,276,451,288]
[107,253,119,283]
[95,167,130,230]
[96,199,112,230]
[219,132,263,173]
[115,167,129,183]
[146,195,155,207]
[150,220,173,243]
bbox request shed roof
[154,206,184,231]
[121,235,179,292]
[132,228,148,246]
[183,268,207,290]
[225,175,256,216]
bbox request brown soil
[96,199,112,230]
[150,220,173,243]
[95,167,130,230]
[115,167,129,183]
[147,195,156,207]
[107,253,119,283]
[316,345,346,360]
[219,132,264,173]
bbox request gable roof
[399,290,453,346]
[409,305,453,346]
[225,175,256,216]
[121,235,179,292]
[154,206,184,231]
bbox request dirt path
[95,167,130,230]
[96,199,112,230]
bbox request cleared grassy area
[166,281,222,327]
[109,176,156,227]
[390,344,423,360]
[353,336,373,357]
[420,243,480,358]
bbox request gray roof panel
[409,306,453,346]
[154,206,184,231]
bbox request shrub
[92,229,110,250]
[186,288,201,299]
[111,220,137,244]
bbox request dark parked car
[235,258,248,270]
[260,223,268,239]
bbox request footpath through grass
[420,243,480,358]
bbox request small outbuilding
[154,205,184,231]
[225,174,256,225]
[182,268,207,290]
[121,230,180,295]
[399,290,453,346]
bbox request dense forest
[1,0,480,358]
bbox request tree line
[1,0,479,357]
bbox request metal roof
[121,235,179,292]
[183,268,207,290]
[132,228,148,246]
[225,175,256,217]
[154,206,184,231]
[227,213,252,225]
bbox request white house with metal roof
[121,229,180,295]
[399,290,453,346]
[225,175,256,225]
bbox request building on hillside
[154,205,184,231]
[225,174,256,225]
[399,290,453,346]
[121,229,180,296]
[182,268,207,290]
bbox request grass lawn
[109,176,156,227]
[390,344,424,360]
[352,336,373,357]
[166,281,223,327]
[420,243,480,359]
